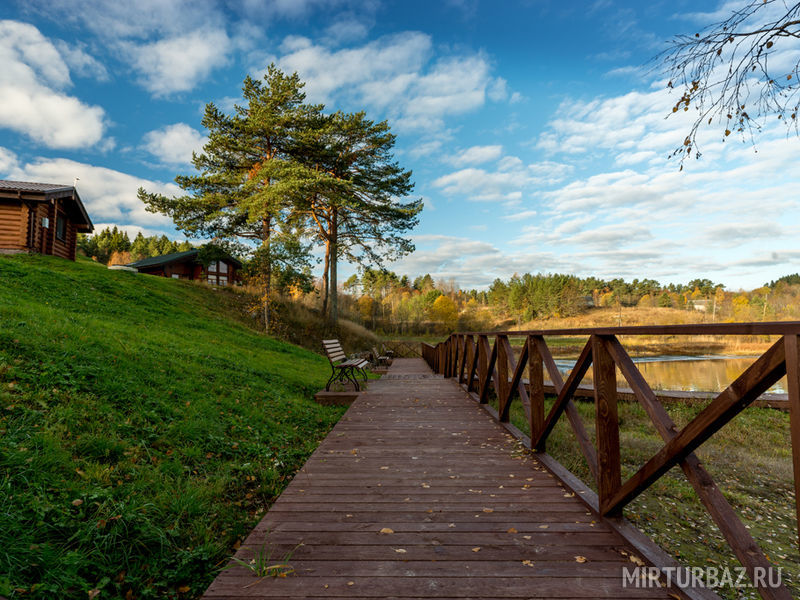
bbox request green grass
[493,394,798,599]
[0,254,346,599]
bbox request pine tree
[296,110,421,327]
[138,65,321,332]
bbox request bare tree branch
[658,0,800,164]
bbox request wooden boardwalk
[203,358,677,599]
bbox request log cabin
[0,180,93,260]
[128,249,242,285]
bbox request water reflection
[549,355,787,394]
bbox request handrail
[422,325,800,600]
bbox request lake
[549,355,787,394]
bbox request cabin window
[208,261,218,271]
[55,214,67,241]
[218,276,228,286]
[208,275,217,285]
[171,274,180,279]
[219,261,228,274]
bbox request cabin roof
[128,249,243,269]
[0,179,93,232]
[128,249,199,268]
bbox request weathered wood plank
[202,358,681,600]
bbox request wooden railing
[422,323,800,600]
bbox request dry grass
[508,306,778,357]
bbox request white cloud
[32,0,220,39]
[28,1,240,96]
[391,234,574,289]
[487,77,509,102]
[447,145,503,166]
[433,158,573,202]
[276,33,505,132]
[323,16,371,44]
[126,28,231,96]
[142,123,207,165]
[0,20,106,148]
[0,147,19,175]
[54,40,108,81]
[277,32,432,104]
[8,157,181,229]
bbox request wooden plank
[466,335,479,393]
[528,335,545,444]
[785,334,800,551]
[457,322,800,336]
[530,338,599,483]
[202,358,679,600]
[602,337,787,516]
[499,335,530,424]
[604,336,791,599]
[593,335,621,517]
[478,336,497,404]
[496,334,510,419]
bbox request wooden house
[128,249,242,285]
[0,180,93,260]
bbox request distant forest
[77,227,193,265]
[337,268,800,334]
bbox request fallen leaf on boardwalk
[421,483,430,488]
[324,584,329,589]
[379,528,394,534]
[538,525,549,529]
[629,555,645,566]
[522,560,534,567]
[448,523,455,528]
[394,548,407,554]
[351,449,358,455]
[345,514,353,518]
[426,509,433,513]
[575,556,587,563]
[563,493,574,498]
[347,581,354,586]
[404,497,411,501]
[482,508,493,513]
[507,527,518,533]
[380,466,389,470]
[471,547,481,552]
[523,535,531,540]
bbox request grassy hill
[0,254,347,599]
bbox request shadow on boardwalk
[202,358,676,599]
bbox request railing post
[785,334,800,550]
[478,335,490,404]
[528,335,545,450]
[593,334,621,516]
[451,335,459,378]
[497,335,510,421]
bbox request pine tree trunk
[321,238,330,317]
[262,214,272,333]
[328,208,338,329]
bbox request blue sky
[0,0,797,290]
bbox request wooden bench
[372,346,392,366]
[323,339,369,391]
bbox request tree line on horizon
[77,226,193,266]
[333,268,800,334]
